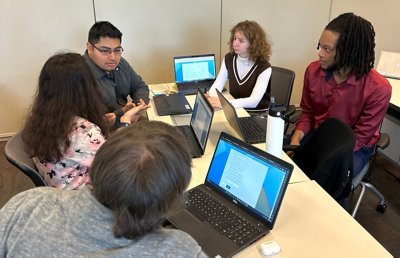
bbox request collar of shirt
[83,51,117,80]
[321,68,359,87]
[236,55,255,79]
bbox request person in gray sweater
[0,121,207,257]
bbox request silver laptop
[174,54,216,95]
[376,50,400,79]
[217,90,267,144]
[176,90,214,158]
[167,132,293,257]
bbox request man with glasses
[289,13,391,181]
[83,21,149,126]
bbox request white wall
[0,0,94,137]
[331,0,400,62]
[1,0,399,136]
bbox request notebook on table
[176,90,214,158]
[216,90,267,144]
[167,132,293,257]
[376,50,400,79]
[174,54,216,95]
[153,92,192,116]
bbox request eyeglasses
[90,42,124,56]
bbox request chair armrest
[282,144,300,152]
[285,105,296,118]
[377,133,390,150]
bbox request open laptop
[176,90,214,158]
[174,54,216,95]
[376,50,400,79]
[153,92,192,116]
[167,132,293,257]
[216,90,267,144]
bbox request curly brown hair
[229,20,272,63]
[22,52,110,162]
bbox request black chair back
[4,132,47,186]
[270,66,295,107]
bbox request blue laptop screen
[174,55,216,83]
[205,134,291,223]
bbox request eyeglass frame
[89,42,124,56]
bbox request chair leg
[363,182,387,213]
[351,183,366,217]
[351,181,387,218]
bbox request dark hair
[22,52,109,161]
[229,20,272,63]
[90,121,192,239]
[88,21,122,44]
[325,12,375,80]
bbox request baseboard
[0,133,15,142]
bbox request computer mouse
[260,240,281,256]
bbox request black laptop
[176,90,214,158]
[216,90,267,144]
[153,92,192,116]
[167,132,293,257]
[174,54,216,95]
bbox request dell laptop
[167,132,293,257]
[153,92,192,116]
[174,54,216,95]
[216,90,267,144]
[176,90,214,158]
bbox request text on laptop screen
[206,135,290,222]
[174,55,216,83]
[191,91,213,149]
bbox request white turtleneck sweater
[209,56,272,109]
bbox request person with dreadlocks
[289,13,392,179]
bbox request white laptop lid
[174,54,216,83]
[376,50,400,79]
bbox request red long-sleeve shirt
[296,61,392,151]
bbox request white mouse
[260,241,281,256]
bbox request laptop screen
[205,133,292,227]
[191,91,214,150]
[174,54,216,83]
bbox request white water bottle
[266,106,285,158]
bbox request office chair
[351,133,390,217]
[246,66,296,131]
[4,131,47,187]
[284,118,355,201]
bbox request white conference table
[148,83,309,189]
[148,83,392,258]
[235,180,391,258]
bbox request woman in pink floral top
[22,53,149,189]
[32,117,106,189]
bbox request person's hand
[120,99,150,124]
[104,113,116,127]
[122,102,136,113]
[286,133,302,158]
[207,96,222,110]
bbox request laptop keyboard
[178,82,211,95]
[239,117,266,143]
[186,187,263,246]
